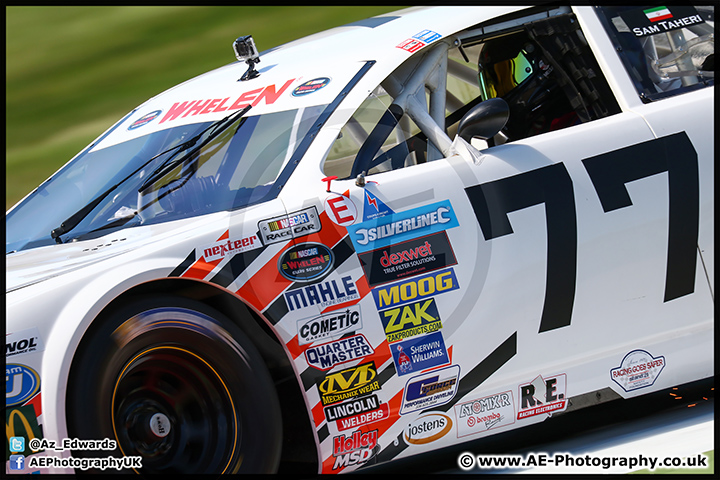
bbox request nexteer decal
[372,267,460,311]
[200,234,260,262]
[400,364,460,415]
[610,350,665,392]
[285,275,359,312]
[296,306,361,345]
[404,412,453,446]
[6,328,45,358]
[304,334,373,370]
[380,297,442,343]
[454,391,515,438]
[391,331,449,376]
[159,79,295,124]
[318,361,380,406]
[348,200,459,254]
[6,364,41,407]
[358,231,457,287]
[325,395,390,432]
[258,206,321,245]
[332,429,379,471]
[279,242,333,282]
[517,373,567,419]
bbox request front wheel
[66,295,282,473]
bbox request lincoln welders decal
[358,231,457,287]
[258,206,321,245]
[391,331,449,376]
[279,242,333,282]
[348,200,459,254]
[305,334,373,370]
[517,373,567,419]
[296,305,362,345]
[285,275,360,312]
[372,267,460,311]
[454,390,515,438]
[318,361,380,406]
[610,349,665,392]
[400,364,460,415]
[327,395,390,432]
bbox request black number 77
[465,132,699,333]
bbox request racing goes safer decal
[610,349,665,392]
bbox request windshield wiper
[50,106,251,244]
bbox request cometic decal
[279,242,333,282]
[347,200,459,254]
[258,206,322,245]
[296,306,362,345]
[517,373,567,419]
[454,390,515,438]
[610,349,665,392]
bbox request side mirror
[457,98,509,143]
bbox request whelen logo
[279,243,333,282]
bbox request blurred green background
[6,6,403,210]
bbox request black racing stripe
[208,244,267,288]
[168,251,196,277]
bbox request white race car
[6,5,714,474]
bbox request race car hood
[97,6,523,151]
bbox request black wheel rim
[111,346,238,473]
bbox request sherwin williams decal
[285,275,360,312]
[200,234,261,262]
[318,361,380,406]
[279,243,333,282]
[6,364,40,407]
[128,110,162,130]
[305,334,373,370]
[610,350,665,392]
[372,267,460,311]
[362,191,393,221]
[404,412,453,445]
[517,373,567,419]
[380,297,442,343]
[331,429,379,471]
[391,331,449,376]
[347,200,459,254]
[454,391,515,438]
[400,364,460,415]
[293,77,331,96]
[258,206,321,245]
[325,193,358,226]
[358,231,457,287]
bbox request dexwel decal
[404,412,453,445]
[6,364,40,407]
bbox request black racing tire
[66,295,282,474]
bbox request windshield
[6,104,327,253]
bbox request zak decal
[128,110,162,130]
[285,275,360,312]
[620,6,705,37]
[6,328,45,358]
[348,200,459,253]
[292,77,331,97]
[305,334,373,370]
[396,29,442,53]
[279,243,333,282]
[200,234,261,262]
[325,192,358,227]
[610,350,665,392]
[325,394,389,432]
[400,364,460,415]
[258,206,321,245]
[159,79,295,124]
[404,412,453,445]
[296,306,362,345]
[358,231,457,287]
[454,391,515,438]
[362,191,393,222]
[380,297,442,343]
[517,373,567,419]
[391,331,449,376]
[332,429,379,471]
[372,267,460,311]
[6,364,40,407]
[318,361,380,406]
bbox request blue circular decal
[279,243,334,282]
[292,77,331,97]
[6,364,41,406]
[128,110,162,130]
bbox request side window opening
[322,9,622,179]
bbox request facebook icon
[9,454,25,471]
